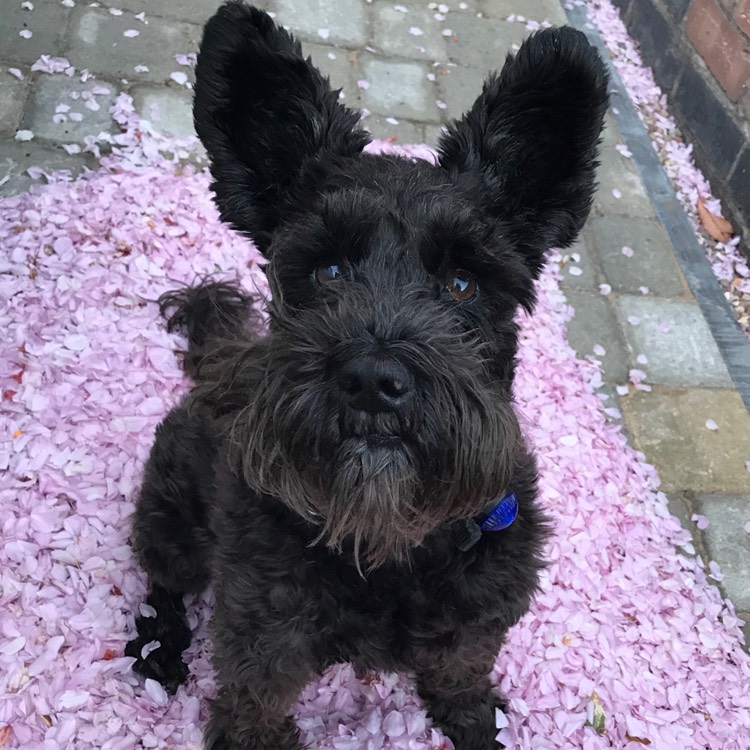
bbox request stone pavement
[2,0,750,643]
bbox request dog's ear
[438,27,609,276]
[193,1,370,253]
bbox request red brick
[736,0,750,36]
[687,0,750,100]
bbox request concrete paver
[564,290,631,383]
[0,2,71,65]
[372,3,450,60]
[587,216,689,298]
[130,85,196,139]
[621,388,750,494]
[0,71,29,140]
[66,8,200,84]
[360,56,437,122]
[274,0,367,47]
[22,75,119,145]
[613,296,734,388]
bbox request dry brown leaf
[625,733,652,745]
[697,196,733,243]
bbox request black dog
[125,4,608,748]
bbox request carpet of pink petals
[2,96,750,749]
[580,0,750,332]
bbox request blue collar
[452,491,518,551]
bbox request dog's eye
[446,270,478,301]
[314,263,344,285]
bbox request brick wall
[611,0,750,245]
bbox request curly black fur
[126,4,608,748]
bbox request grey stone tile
[66,8,200,84]
[360,56,437,122]
[694,495,750,612]
[445,13,527,70]
[0,140,96,197]
[0,69,29,139]
[371,3,450,61]
[423,123,448,148]
[613,296,733,388]
[21,75,119,145]
[620,388,750,495]
[362,115,424,144]
[482,0,567,25]
[563,290,630,383]
[275,0,366,47]
[436,65,486,122]
[130,85,195,138]
[588,216,689,298]
[559,235,601,293]
[98,0,275,25]
[593,145,657,219]
[0,2,71,66]
[301,43,361,104]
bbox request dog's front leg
[414,647,505,749]
[202,651,310,750]
[202,593,317,750]
[203,684,304,750]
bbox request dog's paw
[125,634,190,694]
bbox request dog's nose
[338,353,414,413]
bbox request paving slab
[0,2,72,66]
[360,55,437,122]
[423,123,447,148]
[435,65,487,121]
[21,74,119,145]
[130,84,196,139]
[587,216,689,298]
[481,0,567,24]
[363,115,425,144]
[65,8,200,84]
[274,0,366,47]
[593,146,657,220]
[96,0,274,25]
[0,140,95,197]
[0,69,29,140]
[559,236,600,293]
[613,296,734,388]
[620,388,750,494]
[372,2,449,61]
[694,495,750,612]
[302,43,361,104]
[445,13,525,69]
[564,290,631,383]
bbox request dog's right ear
[193,2,370,254]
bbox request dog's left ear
[193,1,370,254]
[438,27,609,277]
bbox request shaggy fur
[125,4,609,748]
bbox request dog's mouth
[341,433,407,451]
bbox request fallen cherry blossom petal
[692,514,709,530]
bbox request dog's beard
[225,360,520,572]
[210,307,522,570]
